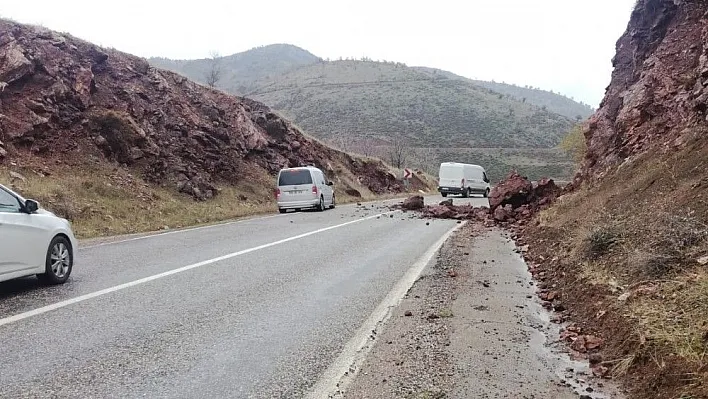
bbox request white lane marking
[305,221,466,399]
[0,211,399,328]
[79,196,411,250]
[79,214,283,250]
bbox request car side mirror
[484,178,490,183]
[24,199,39,214]
[326,182,334,186]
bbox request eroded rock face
[0,19,406,199]
[578,0,708,183]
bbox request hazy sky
[2,0,635,107]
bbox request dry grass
[630,274,708,365]
[1,167,277,238]
[1,161,421,239]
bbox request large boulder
[425,205,456,218]
[0,41,34,84]
[402,195,425,210]
[533,178,561,200]
[488,171,533,211]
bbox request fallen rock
[487,172,561,222]
[426,205,457,218]
[493,205,511,221]
[533,177,561,200]
[584,335,604,350]
[439,198,453,206]
[570,334,604,353]
[589,353,603,365]
[489,171,533,211]
[401,195,424,210]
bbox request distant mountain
[413,67,595,120]
[149,44,320,95]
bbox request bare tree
[387,137,410,169]
[355,138,377,158]
[205,50,222,88]
[412,147,438,174]
[329,134,353,153]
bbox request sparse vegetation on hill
[414,67,595,121]
[247,60,574,149]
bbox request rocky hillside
[523,1,708,398]
[149,44,320,95]
[0,20,415,236]
[578,0,707,183]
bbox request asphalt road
[0,194,487,399]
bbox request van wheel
[484,188,490,198]
[318,196,325,212]
[279,208,287,214]
[330,194,336,209]
[441,193,448,198]
[462,188,470,198]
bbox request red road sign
[403,168,412,179]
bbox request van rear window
[439,166,463,179]
[278,170,313,186]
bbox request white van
[276,166,335,213]
[437,162,491,198]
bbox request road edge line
[305,221,467,399]
[79,196,412,250]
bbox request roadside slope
[520,1,708,398]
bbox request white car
[275,166,335,213]
[0,183,77,284]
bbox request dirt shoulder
[344,223,623,398]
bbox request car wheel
[279,208,287,214]
[462,188,470,198]
[441,193,448,198]
[330,194,336,209]
[38,236,73,285]
[318,196,325,212]
[484,188,490,198]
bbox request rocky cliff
[532,2,708,397]
[579,0,708,182]
[0,20,404,200]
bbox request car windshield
[278,170,313,186]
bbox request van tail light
[312,185,318,196]
[461,178,465,188]
[275,188,281,199]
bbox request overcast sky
[2,0,635,107]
